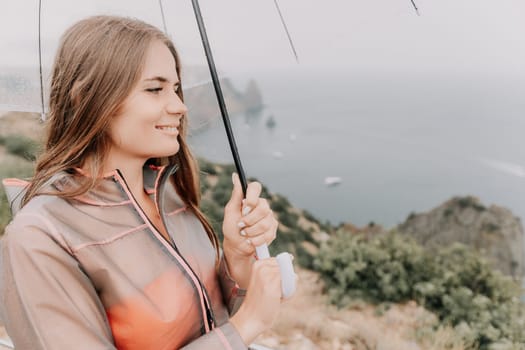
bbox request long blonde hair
[22,15,219,254]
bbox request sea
[187,68,525,230]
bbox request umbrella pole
[190,0,298,298]
[190,0,248,196]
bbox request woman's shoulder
[3,193,71,244]
[2,171,76,215]
[2,175,76,254]
[1,195,77,275]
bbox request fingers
[239,215,277,238]
[251,258,282,297]
[240,217,278,247]
[237,197,277,247]
[223,177,278,254]
[225,175,262,215]
[237,182,274,228]
[242,181,262,215]
[252,257,279,270]
[247,231,277,248]
[225,173,244,212]
[238,198,272,227]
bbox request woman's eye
[146,87,163,94]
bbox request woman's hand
[222,173,278,288]
[229,258,282,345]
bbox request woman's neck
[101,155,147,201]
[117,165,146,199]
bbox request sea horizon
[188,69,525,229]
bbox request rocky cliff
[182,66,264,131]
[397,196,524,279]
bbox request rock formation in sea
[181,66,264,131]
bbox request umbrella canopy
[0,0,166,114]
[0,1,298,117]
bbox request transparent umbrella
[0,0,171,116]
[0,1,299,348]
[0,0,299,116]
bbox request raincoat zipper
[154,166,216,330]
[114,169,215,333]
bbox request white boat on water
[324,176,342,186]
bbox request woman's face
[106,39,187,166]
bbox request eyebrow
[143,76,180,84]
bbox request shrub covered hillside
[314,231,525,349]
[199,160,525,348]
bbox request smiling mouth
[155,125,179,132]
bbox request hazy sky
[1,0,525,77]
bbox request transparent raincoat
[1,164,247,349]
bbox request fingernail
[237,221,246,228]
[242,206,252,216]
[240,230,247,237]
[231,173,236,185]
[245,239,252,245]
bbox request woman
[0,16,287,349]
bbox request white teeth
[156,126,178,132]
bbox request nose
[166,91,188,117]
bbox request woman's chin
[155,144,180,158]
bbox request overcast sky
[1,0,524,77]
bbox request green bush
[200,176,210,193]
[211,173,233,207]
[278,209,299,228]
[198,163,231,242]
[457,196,486,212]
[268,228,315,269]
[0,135,39,161]
[198,158,218,176]
[271,195,291,212]
[302,209,321,226]
[0,157,34,235]
[0,190,11,235]
[314,231,525,349]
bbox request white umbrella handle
[255,244,296,298]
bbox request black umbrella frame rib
[38,0,45,119]
[190,0,249,195]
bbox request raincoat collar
[2,164,178,213]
